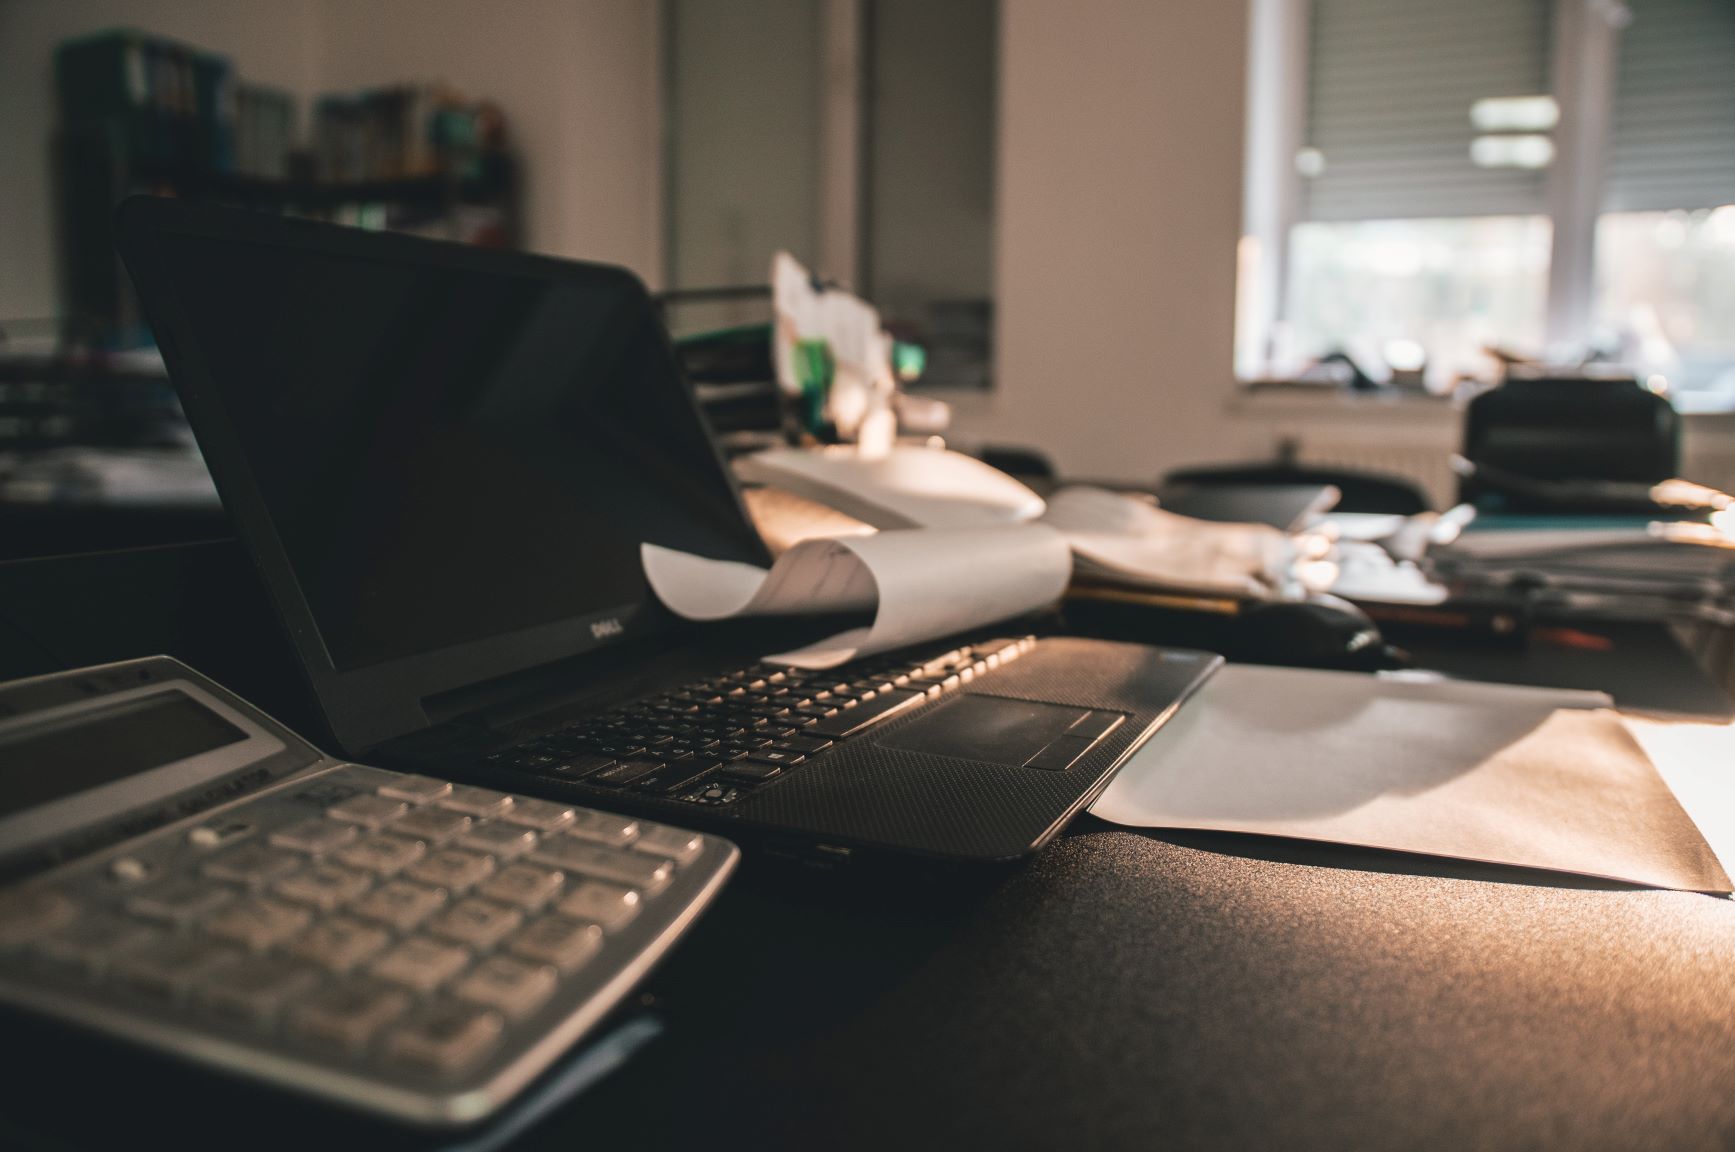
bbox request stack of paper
[737,447,1294,596]
[647,447,1323,663]
[1426,517,1735,621]
[1040,485,1293,599]
[735,445,1045,530]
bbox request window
[1593,0,1735,410]
[1285,215,1553,384]
[1241,0,1735,405]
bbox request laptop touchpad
[877,695,1091,765]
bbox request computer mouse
[1233,594,1403,671]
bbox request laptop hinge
[415,629,711,737]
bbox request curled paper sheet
[641,523,1072,668]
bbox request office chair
[1458,374,1680,511]
[976,444,1057,482]
[1159,460,1432,515]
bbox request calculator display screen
[0,692,247,820]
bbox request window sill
[1227,386,1460,420]
[1230,383,1735,424]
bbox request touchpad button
[876,695,1090,765]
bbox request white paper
[1327,540,1450,605]
[1040,485,1292,598]
[1091,665,1731,893]
[641,523,1071,667]
[735,445,1047,531]
[1316,512,1409,542]
[1624,716,1735,886]
[770,252,897,442]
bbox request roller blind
[1303,0,1554,221]
[1605,0,1735,213]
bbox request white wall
[952,0,1258,483]
[865,0,996,312]
[667,0,821,293]
[313,0,661,281]
[0,0,320,322]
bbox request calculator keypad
[0,762,733,1118]
[336,834,426,876]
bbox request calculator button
[454,956,558,1020]
[273,864,373,911]
[202,844,305,886]
[408,849,496,894]
[532,840,672,893]
[0,888,78,948]
[479,864,565,912]
[376,775,453,805]
[186,821,254,850]
[458,822,538,860]
[269,818,360,855]
[632,825,705,867]
[127,881,235,926]
[370,937,472,994]
[283,917,391,973]
[327,795,409,829]
[555,881,642,932]
[427,899,522,951]
[203,897,313,951]
[563,810,639,848]
[107,857,156,885]
[394,808,473,845]
[437,786,514,820]
[291,984,412,1053]
[113,937,239,1003]
[384,1002,504,1074]
[336,834,427,877]
[499,798,574,833]
[199,956,319,1026]
[352,881,447,932]
[509,917,603,973]
[35,916,155,977]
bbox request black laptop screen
[162,232,763,671]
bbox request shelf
[132,163,515,210]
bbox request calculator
[0,657,738,1125]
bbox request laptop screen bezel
[116,196,771,753]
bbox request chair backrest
[977,444,1057,481]
[1460,375,1681,504]
[1160,463,1432,516]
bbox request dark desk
[4,550,1734,1149]
[9,825,1735,1151]
[1410,618,1735,719]
[566,830,1735,1152]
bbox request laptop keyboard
[487,636,1038,806]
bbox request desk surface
[565,829,1735,1152]
[3,552,1733,1148]
[9,825,1735,1151]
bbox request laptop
[117,196,1221,864]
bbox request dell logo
[590,618,624,640]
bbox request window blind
[1605,0,1735,213]
[1303,0,1554,221]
